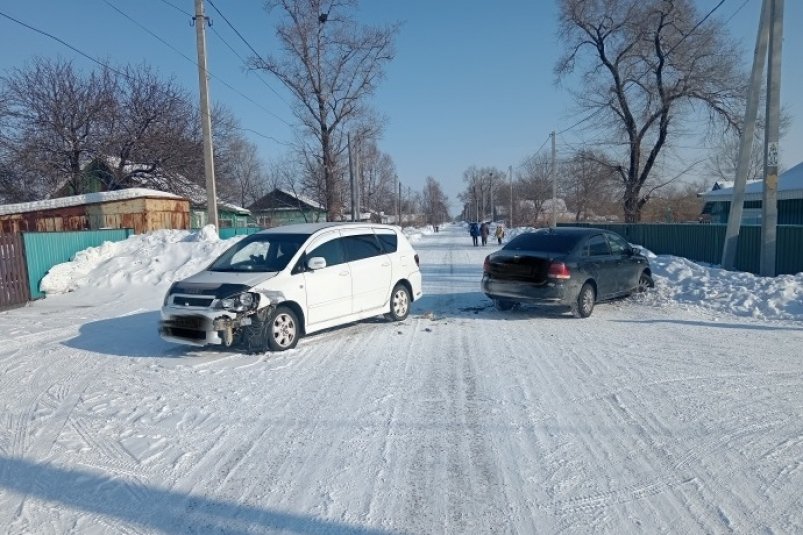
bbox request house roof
[702,162,803,201]
[0,188,183,216]
[249,188,325,212]
[73,156,250,215]
[252,222,400,235]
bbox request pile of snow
[39,224,803,322]
[40,225,237,294]
[401,225,435,243]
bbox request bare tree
[357,138,396,218]
[561,149,620,221]
[216,137,267,208]
[517,154,553,226]
[707,103,792,185]
[1,58,115,197]
[100,64,197,190]
[421,176,449,226]
[250,0,399,221]
[556,0,744,222]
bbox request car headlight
[218,292,259,312]
[163,283,177,306]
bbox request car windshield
[503,231,583,254]
[209,233,309,273]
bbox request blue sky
[1,1,801,214]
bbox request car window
[307,238,346,267]
[209,234,308,272]
[343,234,383,262]
[587,235,611,256]
[606,233,629,255]
[376,232,398,253]
[504,231,583,253]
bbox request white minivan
[159,222,423,352]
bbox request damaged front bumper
[159,308,254,347]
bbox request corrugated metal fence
[558,223,803,275]
[218,227,262,240]
[23,229,134,299]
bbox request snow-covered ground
[1,223,801,534]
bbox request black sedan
[482,227,653,317]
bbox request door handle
[339,271,349,277]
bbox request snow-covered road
[1,224,801,534]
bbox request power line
[206,0,263,61]
[725,0,751,24]
[202,5,290,106]
[557,109,605,136]
[104,0,292,127]
[0,9,130,79]
[532,134,553,158]
[156,0,191,17]
[0,8,287,146]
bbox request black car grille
[171,296,215,307]
[162,327,206,341]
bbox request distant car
[160,222,423,351]
[481,227,653,317]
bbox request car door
[299,232,352,325]
[605,232,641,294]
[583,234,616,299]
[341,229,391,313]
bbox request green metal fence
[22,229,134,299]
[218,227,263,240]
[557,223,803,275]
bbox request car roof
[528,226,611,237]
[254,222,400,235]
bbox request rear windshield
[503,231,583,254]
[209,233,309,272]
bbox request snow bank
[40,226,238,294]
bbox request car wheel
[572,283,595,318]
[388,284,411,321]
[266,305,300,351]
[636,272,654,293]
[494,299,516,311]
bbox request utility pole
[550,130,557,228]
[489,172,494,222]
[761,0,783,277]
[474,182,479,222]
[193,0,218,229]
[509,165,513,228]
[722,0,771,270]
[397,180,401,226]
[348,132,357,222]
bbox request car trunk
[487,253,561,284]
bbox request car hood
[182,270,278,287]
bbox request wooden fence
[0,233,30,310]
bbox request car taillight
[548,261,571,279]
[414,254,420,267]
[483,255,491,273]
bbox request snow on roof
[702,162,803,201]
[85,156,250,215]
[0,188,184,216]
[276,188,325,211]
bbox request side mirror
[306,256,327,270]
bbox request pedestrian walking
[495,224,505,245]
[469,222,480,246]
[480,222,489,246]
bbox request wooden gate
[0,232,30,309]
